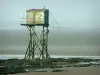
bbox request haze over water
[0,0,100,56]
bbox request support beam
[24,26,50,60]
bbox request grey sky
[0,0,100,56]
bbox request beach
[8,67,100,75]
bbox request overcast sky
[0,0,100,56]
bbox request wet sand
[8,67,100,75]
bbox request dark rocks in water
[52,69,64,72]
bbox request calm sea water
[0,55,100,59]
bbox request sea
[0,55,100,59]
